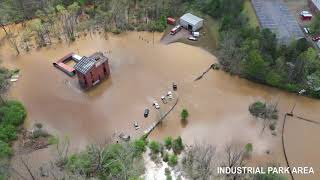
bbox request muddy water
[1,31,320,179]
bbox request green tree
[0,124,17,142]
[133,139,146,156]
[0,101,27,126]
[244,143,253,155]
[244,50,267,82]
[168,154,178,167]
[148,141,160,154]
[172,136,184,154]
[0,140,12,158]
[266,71,282,87]
[181,109,189,121]
[164,137,173,150]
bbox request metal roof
[74,56,96,74]
[180,13,203,25]
[312,0,320,10]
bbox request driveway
[160,28,191,44]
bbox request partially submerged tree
[249,100,279,120]
[181,109,189,122]
[249,100,279,133]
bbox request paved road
[252,0,304,44]
[160,28,190,44]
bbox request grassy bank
[243,0,260,28]
[0,100,27,179]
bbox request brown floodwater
[1,31,320,179]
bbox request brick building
[74,52,110,89]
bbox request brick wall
[76,61,110,89]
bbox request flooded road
[1,31,320,179]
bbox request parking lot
[252,0,304,43]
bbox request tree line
[0,0,190,51]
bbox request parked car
[144,108,149,118]
[161,96,166,104]
[172,82,177,91]
[192,32,200,37]
[312,36,320,41]
[134,122,140,130]
[119,133,130,141]
[303,27,310,34]
[188,36,198,41]
[170,25,182,35]
[167,91,173,100]
[153,101,160,109]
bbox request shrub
[181,109,189,121]
[0,140,13,158]
[67,153,93,176]
[163,152,169,162]
[133,139,146,156]
[149,141,161,154]
[164,137,173,150]
[165,168,172,180]
[249,101,266,117]
[0,101,27,126]
[172,136,184,154]
[31,128,49,139]
[269,123,276,131]
[0,124,17,142]
[266,71,282,87]
[165,167,171,176]
[168,154,178,167]
[245,143,253,154]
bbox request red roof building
[74,52,110,89]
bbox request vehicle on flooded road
[144,108,149,117]
[153,101,160,109]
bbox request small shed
[180,13,203,31]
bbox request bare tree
[182,142,216,180]
[7,31,20,55]
[220,144,246,180]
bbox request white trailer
[180,13,204,31]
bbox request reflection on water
[1,31,320,179]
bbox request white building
[180,13,204,31]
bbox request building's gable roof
[180,13,203,25]
[312,0,320,10]
[74,56,96,74]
